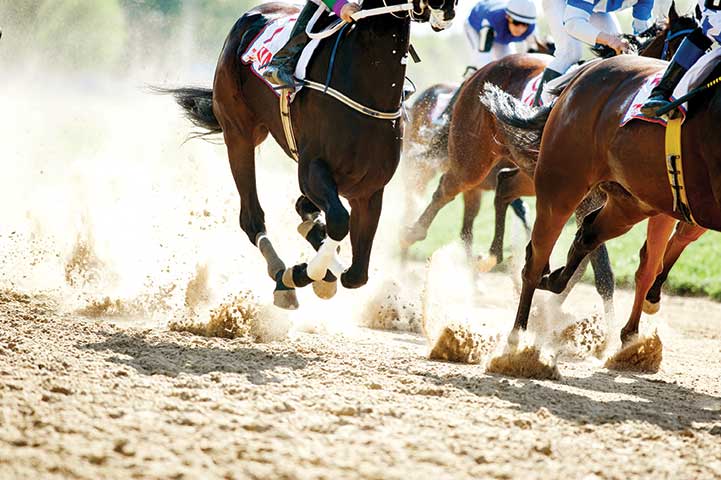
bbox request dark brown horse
[164,0,456,309]
[483,46,721,346]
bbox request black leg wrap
[306,224,327,251]
[291,264,314,289]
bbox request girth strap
[664,117,697,225]
[279,91,300,162]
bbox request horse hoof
[476,255,497,273]
[400,226,426,250]
[274,289,299,310]
[312,278,337,300]
[642,299,660,315]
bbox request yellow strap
[665,117,697,225]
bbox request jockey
[263,0,361,88]
[534,0,655,105]
[465,0,538,67]
[641,0,720,116]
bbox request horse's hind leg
[225,134,298,309]
[295,195,338,300]
[460,187,482,260]
[539,195,646,296]
[620,215,676,344]
[644,222,706,313]
[401,171,464,250]
[490,167,534,264]
[342,190,384,289]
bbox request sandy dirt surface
[2,276,721,480]
[3,73,721,480]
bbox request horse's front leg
[341,189,384,289]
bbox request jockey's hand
[340,3,361,22]
[598,33,631,55]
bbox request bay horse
[401,38,556,256]
[401,81,529,256]
[482,43,721,346]
[163,0,456,309]
[402,4,694,312]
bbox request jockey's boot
[640,28,712,117]
[262,2,316,88]
[532,68,562,107]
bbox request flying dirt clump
[486,346,561,380]
[184,264,211,314]
[64,234,105,287]
[555,316,608,360]
[428,324,495,364]
[170,291,290,343]
[360,279,423,334]
[605,332,663,373]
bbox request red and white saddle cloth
[240,15,321,96]
[622,48,721,126]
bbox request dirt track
[2,277,721,480]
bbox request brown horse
[164,0,456,309]
[401,40,557,256]
[399,51,620,310]
[488,6,697,263]
[402,82,530,258]
[482,48,721,345]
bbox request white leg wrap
[328,253,345,278]
[307,238,340,281]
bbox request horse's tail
[152,86,222,138]
[479,83,551,161]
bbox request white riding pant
[700,0,721,43]
[544,0,621,73]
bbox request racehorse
[481,28,720,346]
[490,5,698,272]
[402,4,694,313]
[162,0,456,309]
[400,38,555,257]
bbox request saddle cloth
[240,15,322,97]
[622,47,721,126]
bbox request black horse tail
[152,86,222,138]
[479,83,551,161]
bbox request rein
[306,0,414,40]
[661,28,696,60]
[295,0,414,120]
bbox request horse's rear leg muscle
[342,189,384,289]
[620,215,676,343]
[645,222,706,310]
[490,167,534,263]
[460,188,482,259]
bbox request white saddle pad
[622,47,721,126]
[240,15,321,96]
